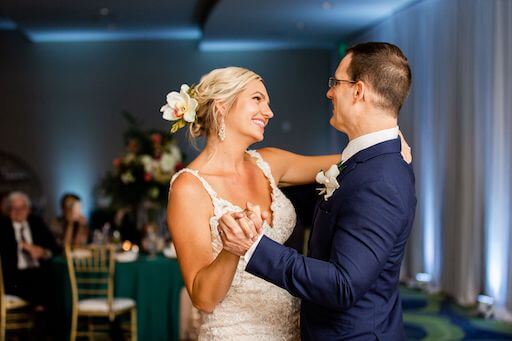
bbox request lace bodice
[170,150,300,340]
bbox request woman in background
[51,193,89,247]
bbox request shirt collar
[341,126,399,163]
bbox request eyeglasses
[328,77,356,88]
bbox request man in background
[0,191,60,337]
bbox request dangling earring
[218,116,226,141]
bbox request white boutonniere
[315,164,340,201]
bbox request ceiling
[0,0,420,48]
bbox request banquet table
[51,254,184,341]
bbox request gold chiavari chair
[65,245,137,341]
[0,256,33,340]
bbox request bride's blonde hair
[189,67,262,141]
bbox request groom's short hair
[346,42,411,115]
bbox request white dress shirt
[341,126,399,163]
[13,221,39,269]
[243,126,400,263]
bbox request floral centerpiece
[100,112,184,208]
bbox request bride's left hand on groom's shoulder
[399,130,412,164]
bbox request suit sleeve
[245,180,407,311]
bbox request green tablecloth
[52,255,184,341]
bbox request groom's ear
[353,81,365,102]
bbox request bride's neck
[200,137,250,174]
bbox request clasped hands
[218,202,268,257]
[20,242,47,260]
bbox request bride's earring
[218,116,226,141]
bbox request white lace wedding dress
[170,150,300,340]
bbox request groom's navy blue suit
[246,138,416,340]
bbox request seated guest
[0,191,60,308]
[51,193,89,247]
[0,191,10,218]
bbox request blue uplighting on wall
[481,8,512,315]
[484,129,510,314]
[53,154,95,216]
[199,40,333,52]
[415,49,442,288]
[483,40,511,314]
[0,18,17,30]
[288,0,418,24]
[419,116,440,285]
[26,28,201,43]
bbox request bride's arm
[257,148,341,187]
[258,133,412,187]
[167,173,239,313]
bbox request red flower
[144,173,153,182]
[151,133,162,144]
[175,162,185,171]
[112,158,121,168]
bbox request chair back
[0,255,5,303]
[0,256,6,340]
[0,256,33,338]
[65,245,116,319]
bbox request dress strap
[245,150,278,190]
[170,168,220,203]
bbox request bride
[165,67,410,340]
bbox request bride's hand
[245,202,268,235]
[218,212,259,256]
[399,130,412,164]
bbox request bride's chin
[249,136,264,144]
[245,130,264,143]
[254,132,265,142]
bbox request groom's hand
[244,202,267,235]
[218,212,259,256]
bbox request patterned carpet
[402,287,512,340]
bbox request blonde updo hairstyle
[189,67,262,141]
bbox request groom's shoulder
[357,152,414,187]
[344,155,415,212]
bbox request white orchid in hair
[161,84,198,133]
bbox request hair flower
[161,84,198,133]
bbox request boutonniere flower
[161,84,198,133]
[315,164,340,201]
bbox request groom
[219,42,416,340]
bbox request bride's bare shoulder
[256,147,292,161]
[255,147,289,175]
[169,171,211,207]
